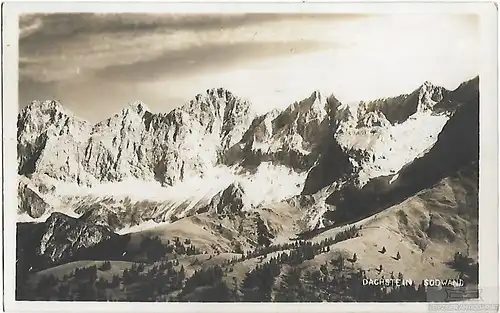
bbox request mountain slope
[17,100,92,180]
[18,89,256,187]
[357,81,449,124]
[324,76,479,227]
[17,79,475,231]
[223,91,339,171]
[16,90,339,224]
[16,77,480,302]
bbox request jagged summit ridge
[414,81,446,112]
[15,75,480,304]
[304,78,477,191]
[17,78,478,225]
[123,101,150,116]
[17,82,447,184]
[199,181,251,215]
[221,89,346,172]
[18,100,91,139]
[18,88,257,187]
[17,100,92,179]
[356,81,449,124]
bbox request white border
[2,2,499,313]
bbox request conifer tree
[275,268,302,302]
[338,256,345,270]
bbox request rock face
[396,79,479,189]
[16,212,118,274]
[199,182,251,215]
[15,76,481,303]
[357,81,448,124]
[38,212,116,264]
[241,212,276,247]
[18,88,255,187]
[75,204,122,230]
[223,91,339,171]
[16,78,479,235]
[305,80,472,193]
[324,77,479,225]
[357,111,391,128]
[17,100,92,181]
[18,177,50,218]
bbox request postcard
[2,2,498,312]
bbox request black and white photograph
[2,2,499,311]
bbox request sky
[19,13,479,123]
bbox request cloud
[18,13,479,123]
[19,13,365,41]
[91,40,337,83]
[20,13,269,41]
[19,13,356,83]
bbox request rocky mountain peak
[199,181,251,215]
[207,87,235,99]
[289,90,325,114]
[221,90,341,172]
[310,90,322,103]
[25,99,63,112]
[417,82,444,112]
[176,87,255,152]
[18,100,87,131]
[188,87,242,113]
[93,104,147,135]
[17,100,92,177]
[17,87,261,188]
[421,80,435,88]
[353,80,449,125]
[125,101,150,116]
[108,100,150,121]
[415,81,445,112]
[17,78,478,224]
[450,76,479,103]
[357,111,391,128]
[37,212,116,264]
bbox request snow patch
[337,111,449,186]
[389,173,400,185]
[17,208,81,224]
[116,220,164,235]
[237,162,307,207]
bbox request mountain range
[16,76,479,302]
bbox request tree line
[20,228,479,303]
[231,225,360,263]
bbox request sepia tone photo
[4,4,498,309]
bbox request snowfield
[16,81,462,236]
[336,111,449,185]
